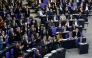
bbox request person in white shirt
[53,13,58,22]
[85,3,89,16]
[37,8,43,16]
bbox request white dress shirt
[54,16,58,21]
[39,0,41,3]
[85,6,89,11]
[39,11,43,16]
[76,0,79,2]
[75,21,78,26]
[51,0,54,2]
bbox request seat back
[40,3,46,9]
[5,38,9,46]
[6,52,10,58]
[52,28,56,35]
[43,0,48,4]
[10,49,14,55]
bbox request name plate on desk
[79,43,87,45]
[26,49,32,52]
[51,50,57,53]
[62,39,67,41]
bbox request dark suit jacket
[8,32,14,44]
[25,8,30,17]
[31,20,37,27]
[73,31,81,37]
[23,39,31,50]
[72,21,80,26]
[14,46,21,58]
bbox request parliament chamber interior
[0,0,92,58]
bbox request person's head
[74,18,77,21]
[82,0,84,2]
[26,17,29,21]
[51,20,53,23]
[37,23,40,26]
[15,41,21,46]
[86,3,88,6]
[10,28,14,32]
[2,30,5,34]
[53,36,57,40]
[43,36,46,40]
[70,15,73,18]
[20,19,22,23]
[25,35,28,40]
[36,49,40,54]
[66,3,68,6]
[52,4,55,7]
[7,14,10,17]
[43,26,46,29]
[61,13,64,16]
[50,9,52,12]
[75,28,79,32]
[4,22,6,26]
[31,34,34,38]
[69,31,72,34]
[36,33,39,37]
[25,23,27,27]
[48,36,51,40]
[72,23,75,27]
[31,25,34,28]
[17,27,21,31]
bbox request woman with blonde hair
[0,36,3,50]
[58,32,63,42]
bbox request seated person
[22,35,32,51]
[73,28,81,37]
[72,18,80,26]
[33,49,42,58]
[37,8,44,17]
[0,36,3,50]
[57,32,63,42]
[52,13,59,22]
[76,36,86,48]
[65,31,74,39]
[14,41,24,58]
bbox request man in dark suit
[17,19,24,27]
[33,49,42,58]
[72,18,80,26]
[25,6,30,17]
[48,9,54,19]
[8,28,15,44]
[73,28,81,37]
[52,13,59,22]
[84,3,90,16]
[14,41,24,58]
[22,35,32,51]
[31,17,37,27]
